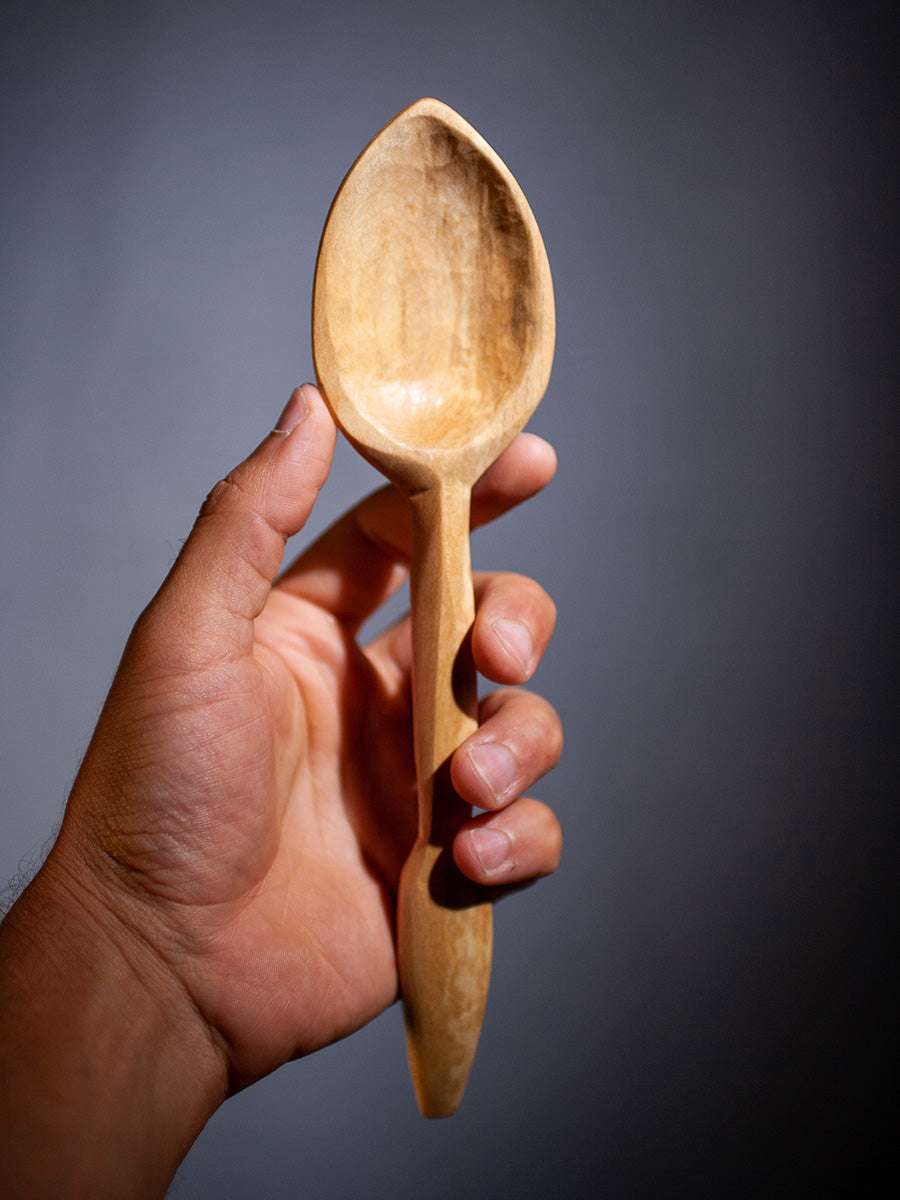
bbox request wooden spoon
[312,98,554,1117]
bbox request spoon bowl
[314,98,553,485]
[312,98,554,1117]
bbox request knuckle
[481,689,563,774]
[525,711,564,768]
[200,471,248,519]
[477,573,557,644]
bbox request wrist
[0,834,228,1199]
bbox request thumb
[148,384,337,666]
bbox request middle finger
[366,570,557,688]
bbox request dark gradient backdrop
[1,3,894,1197]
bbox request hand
[0,384,562,1196]
[53,384,561,1072]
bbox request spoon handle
[398,478,493,1119]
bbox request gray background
[1,2,893,1196]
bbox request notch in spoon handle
[398,478,493,1118]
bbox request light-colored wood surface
[312,97,554,1117]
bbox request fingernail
[466,741,517,804]
[272,386,310,436]
[491,617,535,676]
[468,827,512,876]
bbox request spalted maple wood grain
[312,98,554,1117]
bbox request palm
[128,586,418,1089]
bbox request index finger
[275,432,557,630]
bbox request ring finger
[451,688,563,812]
